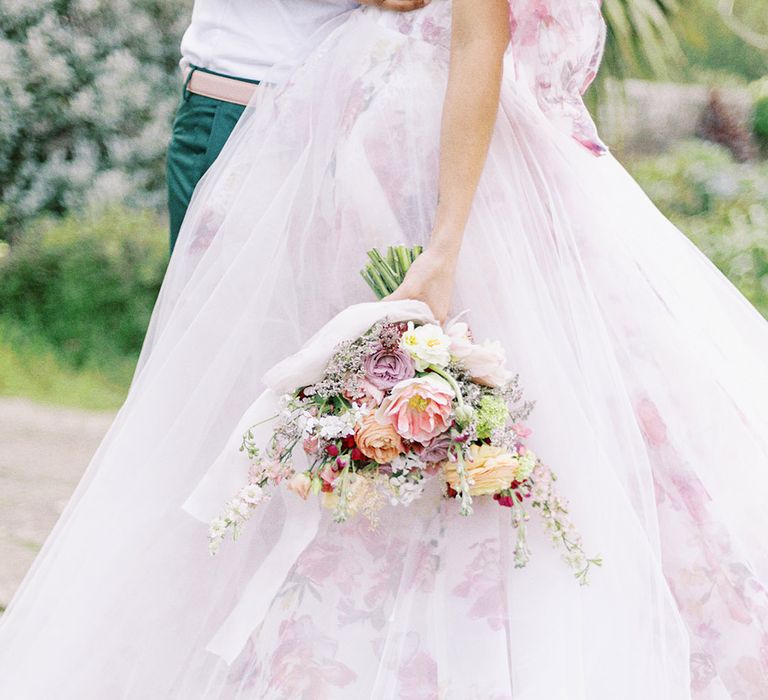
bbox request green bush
[0,0,188,236]
[754,96,768,151]
[0,205,167,369]
[629,141,768,318]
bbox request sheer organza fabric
[1,2,767,698]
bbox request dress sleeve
[508,0,608,156]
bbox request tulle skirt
[1,6,767,698]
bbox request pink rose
[359,379,385,407]
[420,434,453,463]
[363,344,416,390]
[376,374,455,445]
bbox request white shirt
[180,0,359,82]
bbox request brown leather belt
[185,69,260,107]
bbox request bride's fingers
[358,0,429,12]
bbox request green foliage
[754,96,768,150]
[602,0,682,81]
[0,205,167,369]
[629,141,768,318]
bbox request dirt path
[0,398,114,610]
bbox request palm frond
[602,0,684,80]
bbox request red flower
[446,485,458,498]
[342,435,356,449]
[350,448,365,461]
[321,481,334,493]
[325,444,339,457]
[494,494,515,508]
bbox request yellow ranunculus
[444,444,516,496]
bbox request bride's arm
[386,0,510,321]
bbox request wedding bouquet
[209,247,601,584]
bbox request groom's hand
[358,0,429,11]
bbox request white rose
[446,321,474,360]
[400,322,452,371]
[449,330,512,389]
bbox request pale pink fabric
[0,2,767,698]
[508,0,607,154]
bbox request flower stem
[426,363,466,408]
[360,245,424,298]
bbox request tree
[0,0,188,238]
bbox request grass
[0,319,134,411]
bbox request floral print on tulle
[452,539,507,631]
[508,0,608,155]
[266,616,357,698]
[638,397,768,697]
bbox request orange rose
[354,413,405,464]
[444,444,516,496]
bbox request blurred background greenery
[0,0,766,411]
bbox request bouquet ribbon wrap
[182,300,437,663]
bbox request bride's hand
[384,246,458,324]
[358,0,429,11]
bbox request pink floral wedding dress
[1,1,767,698]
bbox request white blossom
[0,0,188,227]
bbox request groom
[167,0,428,251]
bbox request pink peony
[376,374,455,445]
[363,344,416,390]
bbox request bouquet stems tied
[361,245,424,299]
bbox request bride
[2,0,767,697]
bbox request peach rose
[355,413,405,464]
[444,444,516,496]
[286,472,313,500]
[376,374,455,445]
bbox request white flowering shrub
[0,0,189,236]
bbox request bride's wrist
[426,234,462,266]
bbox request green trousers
[166,71,252,252]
